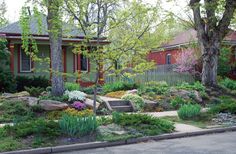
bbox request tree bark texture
[47,0,64,96]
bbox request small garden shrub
[24,86,44,97]
[209,96,236,114]
[0,100,33,123]
[30,105,44,113]
[59,114,97,137]
[16,76,50,92]
[145,81,168,87]
[105,90,126,98]
[102,81,138,94]
[112,113,174,136]
[176,82,205,92]
[46,111,63,120]
[0,137,22,152]
[219,78,236,90]
[178,104,201,120]
[39,94,69,102]
[3,118,60,138]
[81,86,94,94]
[65,82,80,91]
[121,94,145,111]
[138,81,169,95]
[63,108,93,117]
[170,96,186,109]
[0,69,16,93]
[64,90,87,102]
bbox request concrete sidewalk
[143,111,178,117]
[143,111,203,132]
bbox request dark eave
[0,32,110,45]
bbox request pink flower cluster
[72,101,86,110]
[174,48,198,74]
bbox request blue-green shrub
[209,96,236,114]
[220,78,236,90]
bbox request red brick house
[148,29,236,79]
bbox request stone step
[111,105,133,112]
[108,100,130,106]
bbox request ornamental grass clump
[59,114,97,137]
[178,104,201,120]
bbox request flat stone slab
[84,98,100,109]
[175,123,203,132]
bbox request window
[81,54,88,71]
[20,49,31,72]
[166,54,171,64]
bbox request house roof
[0,15,85,37]
[156,28,236,51]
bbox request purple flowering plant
[72,101,86,110]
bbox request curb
[2,126,236,154]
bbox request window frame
[20,48,32,73]
[80,53,89,72]
[166,53,171,65]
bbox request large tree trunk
[47,0,64,96]
[190,0,236,87]
[201,42,220,86]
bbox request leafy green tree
[64,0,170,114]
[0,0,8,27]
[0,38,16,92]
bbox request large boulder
[1,91,30,99]
[12,97,39,106]
[84,98,100,109]
[170,89,202,103]
[126,89,138,95]
[39,100,68,111]
[144,99,158,108]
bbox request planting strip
[1,126,236,154]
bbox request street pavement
[58,131,236,154]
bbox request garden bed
[0,106,174,152]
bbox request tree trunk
[201,42,220,86]
[47,0,64,96]
[93,69,100,116]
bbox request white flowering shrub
[64,90,87,101]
